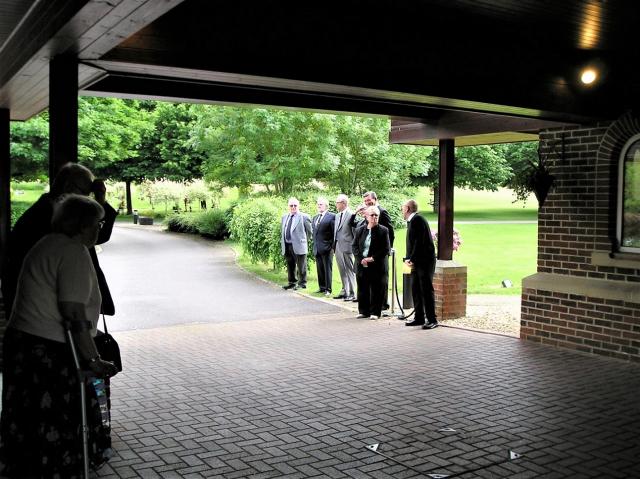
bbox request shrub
[198,209,229,239]
[10,203,28,227]
[229,197,284,267]
[166,213,199,233]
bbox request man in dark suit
[402,199,438,329]
[352,206,391,320]
[280,197,313,290]
[1,163,117,318]
[312,197,336,295]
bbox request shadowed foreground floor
[97,311,640,478]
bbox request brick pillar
[434,260,467,319]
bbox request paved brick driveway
[96,309,640,478]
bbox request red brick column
[434,260,467,319]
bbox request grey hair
[336,194,349,205]
[366,206,380,217]
[52,194,104,237]
[404,199,418,213]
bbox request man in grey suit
[281,197,312,290]
[332,194,357,301]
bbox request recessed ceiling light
[580,68,598,85]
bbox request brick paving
[96,311,640,478]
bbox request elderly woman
[0,194,118,478]
[352,205,391,320]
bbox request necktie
[285,214,294,242]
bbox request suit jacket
[352,224,391,272]
[405,213,436,268]
[312,211,336,256]
[377,205,395,247]
[333,209,355,251]
[280,212,312,255]
[1,193,118,315]
[351,204,395,247]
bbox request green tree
[78,96,154,213]
[137,102,206,181]
[9,112,49,180]
[324,116,428,195]
[191,106,335,195]
[412,144,512,211]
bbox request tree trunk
[432,185,439,213]
[125,180,133,215]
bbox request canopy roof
[1,0,638,145]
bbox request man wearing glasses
[280,198,312,290]
[332,194,357,301]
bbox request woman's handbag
[94,314,122,372]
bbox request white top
[9,233,101,343]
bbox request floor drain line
[365,443,523,478]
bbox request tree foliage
[137,102,206,181]
[10,112,49,180]
[324,116,428,195]
[191,106,335,195]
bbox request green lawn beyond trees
[10,182,538,296]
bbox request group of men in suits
[279,193,437,330]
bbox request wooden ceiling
[1,0,638,145]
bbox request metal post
[64,326,90,479]
[390,249,396,315]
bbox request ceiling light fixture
[580,68,598,85]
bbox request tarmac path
[98,224,343,332]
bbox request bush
[10,203,29,227]
[166,208,230,239]
[229,197,284,267]
[166,213,199,233]
[198,209,229,239]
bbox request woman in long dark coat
[352,206,391,319]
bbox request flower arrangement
[432,228,463,251]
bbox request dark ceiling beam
[0,0,185,120]
[82,72,451,120]
[389,114,570,143]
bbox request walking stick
[64,321,90,479]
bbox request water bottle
[92,378,110,428]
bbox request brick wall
[522,115,640,362]
[434,260,467,319]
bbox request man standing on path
[332,194,357,301]
[312,197,336,295]
[402,199,438,329]
[281,197,312,290]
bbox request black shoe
[283,284,296,290]
[343,295,355,301]
[422,322,438,330]
[334,294,346,299]
[298,285,307,289]
[405,320,425,327]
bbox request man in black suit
[352,206,391,320]
[312,197,336,295]
[402,199,438,329]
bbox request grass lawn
[10,182,538,295]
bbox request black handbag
[94,314,123,372]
